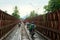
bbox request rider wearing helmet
[29,22,36,38]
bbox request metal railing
[0,10,20,39]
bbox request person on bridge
[29,22,36,38]
[18,23,21,27]
[26,22,31,30]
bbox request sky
[0,0,49,18]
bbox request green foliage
[12,13,20,19]
[26,10,38,19]
[12,6,20,19]
[44,0,60,12]
[14,6,19,14]
[30,10,38,18]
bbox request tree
[12,6,20,19]
[44,0,60,12]
[26,10,38,19]
[30,10,38,18]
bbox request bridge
[0,10,60,40]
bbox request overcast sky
[0,0,49,18]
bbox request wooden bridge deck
[2,22,48,40]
